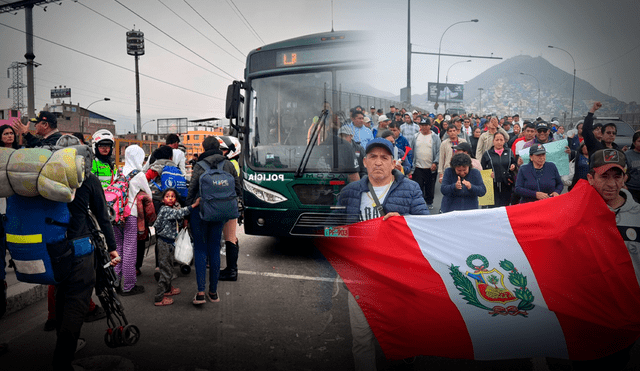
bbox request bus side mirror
[225,81,243,119]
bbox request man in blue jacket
[336,138,428,370]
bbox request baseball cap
[589,149,626,175]
[453,142,472,154]
[529,143,546,156]
[370,106,375,109]
[365,138,394,155]
[536,121,550,131]
[378,114,390,122]
[550,120,560,126]
[337,125,353,136]
[412,110,418,114]
[36,111,57,125]
[364,117,371,123]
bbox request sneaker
[208,292,220,303]
[84,305,106,323]
[428,204,434,210]
[193,293,206,305]
[44,319,57,332]
[121,285,145,296]
[75,338,86,353]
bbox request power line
[183,0,247,58]
[157,0,245,64]
[226,0,264,44]
[113,0,238,80]
[578,42,640,72]
[75,1,233,80]
[0,21,224,101]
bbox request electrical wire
[225,0,264,44]
[0,21,224,101]
[578,43,640,72]
[113,0,238,80]
[75,1,233,80]
[183,0,246,58]
[157,0,244,64]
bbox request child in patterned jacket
[152,188,199,306]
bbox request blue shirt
[346,123,374,149]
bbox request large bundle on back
[0,146,86,202]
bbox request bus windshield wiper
[295,109,328,178]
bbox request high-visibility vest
[92,158,115,188]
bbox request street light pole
[436,19,478,114]
[519,72,540,118]
[548,45,575,125]
[445,59,471,112]
[141,119,156,135]
[478,88,483,116]
[83,97,110,135]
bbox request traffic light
[126,30,145,56]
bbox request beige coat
[475,127,509,160]
[438,137,467,174]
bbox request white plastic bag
[561,158,575,187]
[174,228,193,265]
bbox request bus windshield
[248,71,361,174]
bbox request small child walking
[153,189,199,306]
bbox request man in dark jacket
[12,111,63,148]
[336,138,428,370]
[582,101,627,157]
[185,136,241,304]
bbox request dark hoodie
[185,149,241,205]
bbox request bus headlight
[244,181,288,204]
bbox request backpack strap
[197,160,211,172]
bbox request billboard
[51,88,71,99]
[157,118,188,134]
[428,83,464,103]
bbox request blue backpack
[152,165,188,198]
[198,160,239,222]
[3,195,72,284]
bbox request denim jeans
[190,207,224,294]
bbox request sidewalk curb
[6,282,48,316]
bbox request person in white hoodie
[115,145,153,296]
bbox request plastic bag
[174,228,193,265]
[561,159,575,187]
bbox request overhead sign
[157,118,188,134]
[428,83,464,103]
[51,88,71,99]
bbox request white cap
[364,117,371,123]
[378,114,390,122]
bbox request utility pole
[127,29,145,140]
[406,0,411,105]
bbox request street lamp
[82,97,110,134]
[478,88,484,116]
[142,119,156,134]
[548,45,575,125]
[520,72,540,118]
[445,59,471,112]
[436,19,478,113]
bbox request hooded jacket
[123,145,153,218]
[186,149,241,206]
[613,189,640,286]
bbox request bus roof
[248,30,367,55]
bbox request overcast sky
[1,0,638,133]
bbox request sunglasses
[537,129,549,133]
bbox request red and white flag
[318,180,640,361]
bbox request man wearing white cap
[373,115,391,138]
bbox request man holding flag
[335,137,428,370]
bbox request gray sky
[1,0,638,133]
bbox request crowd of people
[0,112,243,369]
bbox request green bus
[225,30,391,237]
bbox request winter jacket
[185,149,241,206]
[612,189,640,285]
[582,112,622,157]
[409,132,441,172]
[136,191,156,240]
[514,162,563,203]
[336,170,429,224]
[480,147,516,185]
[22,130,62,148]
[154,204,193,240]
[440,167,486,213]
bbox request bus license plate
[324,226,348,238]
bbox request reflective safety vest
[230,159,240,177]
[92,158,115,188]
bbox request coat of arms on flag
[450,254,534,317]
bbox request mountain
[407,55,638,121]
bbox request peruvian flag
[318,180,640,361]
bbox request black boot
[219,240,239,281]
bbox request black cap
[529,143,546,156]
[453,142,472,154]
[535,121,550,131]
[36,111,57,126]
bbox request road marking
[238,270,336,282]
